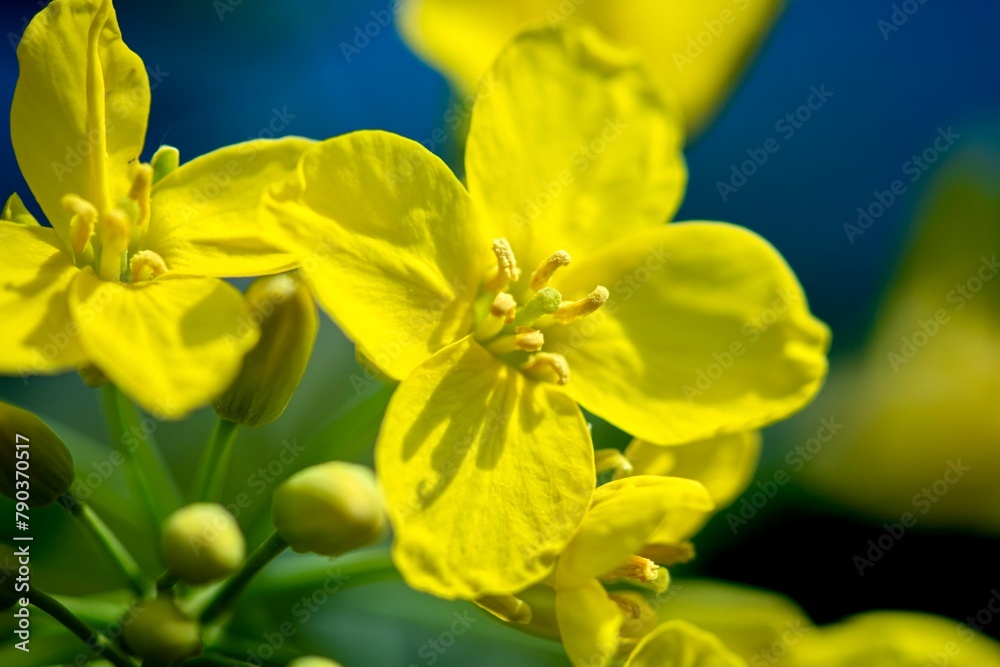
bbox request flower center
[472,238,608,385]
[61,162,167,283]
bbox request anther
[476,594,532,625]
[530,250,571,291]
[486,327,544,355]
[130,250,168,282]
[61,194,98,256]
[521,352,570,385]
[474,292,517,341]
[553,285,609,323]
[485,238,520,292]
[639,542,695,567]
[151,145,180,185]
[98,208,131,282]
[594,449,633,478]
[127,163,153,236]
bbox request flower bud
[214,273,318,427]
[162,504,246,585]
[272,463,385,557]
[123,597,201,661]
[0,402,74,507]
[289,658,344,667]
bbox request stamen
[151,145,180,185]
[521,352,570,385]
[601,555,660,585]
[129,250,168,282]
[639,542,696,566]
[475,594,532,625]
[474,292,517,341]
[594,449,633,478]
[485,238,520,292]
[98,208,131,282]
[608,592,657,640]
[553,285,609,323]
[486,327,544,355]
[61,194,97,256]
[127,163,153,236]
[530,250,571,291]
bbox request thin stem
[33,588,139,667]
[252,547,397,596]
[61,494,149,598]
[156,569,180,593]
[100,384,181,527]
[200,531,289,624]
[191,418,240,502]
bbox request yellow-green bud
[214,273,318,427]
[162,504,246,585]
[123,597,201,661]
[272,463,385,557]
[0,402,74,507]
[288,658,344,667]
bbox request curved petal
[545,222,830,445]
[556,580,623,667]
[465,22,685,276]
[0,222,86,374]
[400,0,783,135]
[260,131,489,380]
[619,432,761,509]
[624,620,747,667]
[68,271,257,419]
[556,476,713,589]
[143,137,314,278]
[12,0,149,241]
[377,336,594,600]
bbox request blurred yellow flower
[262,23,827,600]
[399,0,785,135]
[0,0,311,418]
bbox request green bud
[162,504,246,585]
[0,402,74,507]
[288,658,344,667]
[214,273,318,427]
[151,145,180,185]
[123,597,201,661]
[272,463,385,557]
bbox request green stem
[191,418,240,502]
[32,589,139,667]
[100,384,182,527]
[200,531,289,624]
[62,494,149,597]
[252,547,398,596]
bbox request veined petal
[545,222,830,445]
[261,131,489,380]
[377,336,594,600]
[143,138,313,278]
[68,271,257,419]
[556,476,712,589]
[620,432,761,509]
[12,0,149,242]
[400,0,782,135]
[0,222,86,373]
[556,580,623,667]
[465,22,685,276]
[624,620,747,667]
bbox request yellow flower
[547,476,716,667]
[1,0,311,418]
[261,23,828,600]
[399,0,784,135]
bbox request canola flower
[0,0,311,418]
[399,0,785,135]
[262,23,829,601]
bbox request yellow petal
[377,336,594,599]
[620,432,761,509]
[67,270,258,419]
[0,222,86,373]
[401,0,782,135]
[142,138,313,278]
[544,222,829,445]
[557,476,713,589]
[465,22,685,276]
[555,580,623,667]
[261,131,489,380]
[12,0,149,242]
[624,620,747,667]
